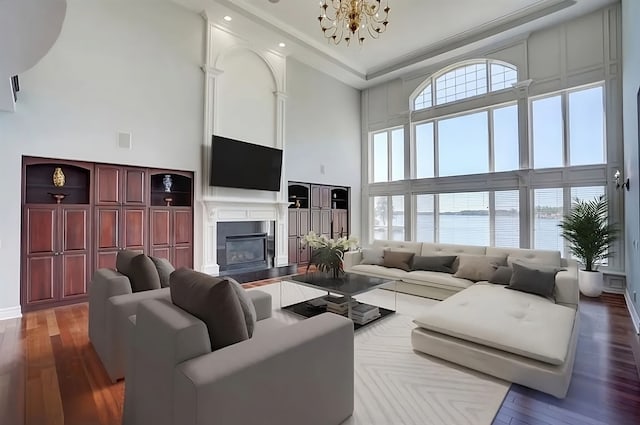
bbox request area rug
[251,283,510,425]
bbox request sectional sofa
[343,240,580,398]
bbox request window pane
[533,188,563,251]
[490,64,517,91]
[532,96,563,169]
[435,63,487,105]
[372,196,388,240]
[493,105,519,172]
[438,111,488,177]
[569,86,605,165]
[571,186,605,202]
[438,192,489,246]
[415,194,434,242]
[414,84,432,110]
[391,195,405,241]
[391,129,404,181]
[372,132,388,182]
[495,190,520,248]
[570,186,607,263]
[415,122,434,178]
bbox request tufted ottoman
[411,283,579,398]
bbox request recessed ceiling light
[223,15,232,22]
[278,42,286,48]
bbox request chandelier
[318,0,390,46]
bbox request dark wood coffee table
[280,272,396,329]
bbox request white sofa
[343,240,580,398]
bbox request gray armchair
[88,267,272,382]
[123,298,354,425]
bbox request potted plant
[302,231,358,278]
[559,195,618,297]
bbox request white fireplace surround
[202,197,290,276]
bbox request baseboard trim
[0,305,22,321]
[624,289,640,335]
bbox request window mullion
[562,92,569,167]
[488,108,495,172]
[433,120,440,177]
[489,191,496,246]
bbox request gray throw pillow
[227,277,257,338]
[412,255,457,273]
[170,268,249,350]
[115,249,139,277]
[149,256,175,288]
[488,266,512,285]
[453,255,506,282]
[360,248,385,265]
[382,251,415,272]
[128,254,162,292]
[506,262,563,300]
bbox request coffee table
[280,272,396,329]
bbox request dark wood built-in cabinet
[287,181,350,266]
[95,165,148,270]
[21,157,194,312]
[148,171,193,269]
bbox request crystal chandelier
[318,0,390,46]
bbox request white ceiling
[174,0,618,88]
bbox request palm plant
[558,195,617,271]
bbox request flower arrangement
[302,231,359,278]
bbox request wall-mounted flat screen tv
[210,135,283,192]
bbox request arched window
[412,60,518,111]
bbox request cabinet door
[95,207,120,270]
[173,245,193,269]
[299,209,310,236]
[310,210,321,235]
[172,209,193,246]
[320,187,331,209]
[150,209,171,248]
[122,208,146,251]
[288,210,298,237]
[298,238,310,265]
[310,186,321,209]
[60,207,90,299]
[95,165,121,205]
[288,237,299,264]
[332,210,348,238]
[23,207,57,305]
[123,168,146,205]
[320,210,331,236]
[172,209,193,267]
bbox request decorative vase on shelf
[162,174,173,192]
[52,167,65,188]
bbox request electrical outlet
[320,164,325,175]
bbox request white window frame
[369,126,405,183]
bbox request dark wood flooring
[0,286,638,425]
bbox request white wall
[0,0,204,316]
[285,58,362,239]
[622,0,640,329]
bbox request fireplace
[226,233,267,268]
[217,221,275,273]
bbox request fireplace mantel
[202,196,290,275]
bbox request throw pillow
[128,254,162,292]
[170,268,249,350]
[506,262,563,300]
[453,255,506,282]
[226,277,257,338]
[115,249,139,278]
[488,266,513,285]
[382,251,415,271]
[360,248,385,265]
[149,256,175,288]
[411,255,457,273]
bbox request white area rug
[251,282,510,425]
